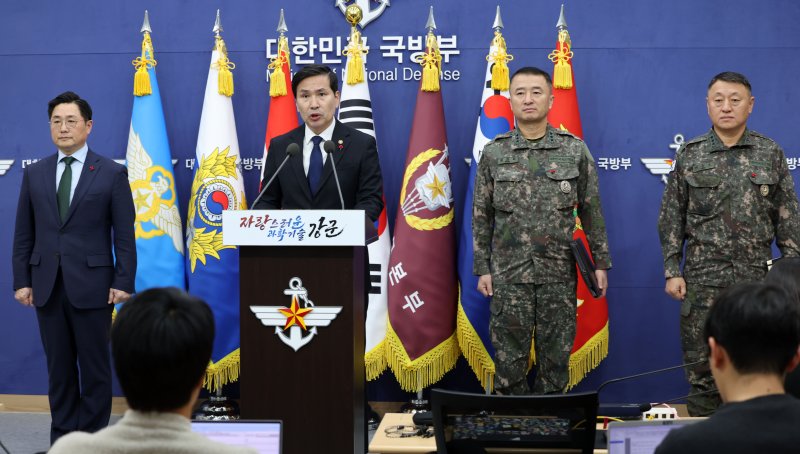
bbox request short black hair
[112,287,215,412]
[510,66,553,90]
[766,257,800,304]
[708,71,752,94]
[705,282,800,375]
[48,91,92,121]
[291,64,338,96]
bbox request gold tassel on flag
[268,35,289,97]
[343,4,367,85]
[343,28,367,85]
[548,29,574,89]
[214,35,235,97]
[418,32,442,92]
[132,32,157,96]
[487,30,513,91]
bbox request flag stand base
[193,394,240,420]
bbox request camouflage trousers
[490,282,575,395]
[681,284,723,416]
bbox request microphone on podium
[251,143,300,209]
[323,140,345,210]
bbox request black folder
[570,239,602,298]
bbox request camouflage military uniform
[473,125,611,394]
[658,128,800,415]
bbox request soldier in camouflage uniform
[658,71,800,416]
[473,67,611,395]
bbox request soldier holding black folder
[472,67,611,395]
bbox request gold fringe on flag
[566,322,609,390]
[268,35,290,97]
[547,29,574,89]
[343,27,368,85]
[132,32,157,97]
[456,302,495,391]
[203,348,241,393]
[384,319,460,392]
[417,32,442,92]
[213,35,236,97]
[487,30,513,92]
[365,339,388,381]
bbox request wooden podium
[223,210,371,454]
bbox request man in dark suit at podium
[254,64,383,221]
[12,91,136,445]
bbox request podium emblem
[250,277,342,352]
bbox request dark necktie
[308,136,323,196]
[57,156,76,222]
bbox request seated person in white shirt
[49,287,256,454]
[655,281,800,454]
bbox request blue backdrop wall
[2,0,799,406]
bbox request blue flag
[185,34,246,392]
[126,30,185,292]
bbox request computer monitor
[607,419,700,454]
[431,389,598,454]
[191,419,282,454]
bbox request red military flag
[259,9,298,187]
[547,5,608,388]
[385,17,459,392]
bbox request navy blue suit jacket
[254,121,384,222]
[12,149,136,308]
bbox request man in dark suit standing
[254,65,383,221]
[12,91,136,445]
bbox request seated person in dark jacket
[765,257,800,399]
[655,281,800,454]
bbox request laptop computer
[191,419,282,454]
[606,419,701,454]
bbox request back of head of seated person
[49,287,257,454]
[705,282,800,402]
[655,281,800,454]
[765,257,800,399]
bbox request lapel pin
[89,165,95,171]
[337,139,344,150]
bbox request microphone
[323,140,345,210]
[596,359,707,418]
[251,143,300,209]
[597,359,707,393]
[638,388,718,413]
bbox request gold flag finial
[212,10,235,97]
[417,6,442,92]
[132,10,157,96]
[343,4,368,85]
[548,5,573,89]
[268,9,290,97]
[487,6,513,91]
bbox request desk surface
[369,413,609,454]
[370,413,435,453]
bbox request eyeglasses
[49,118,85,130]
